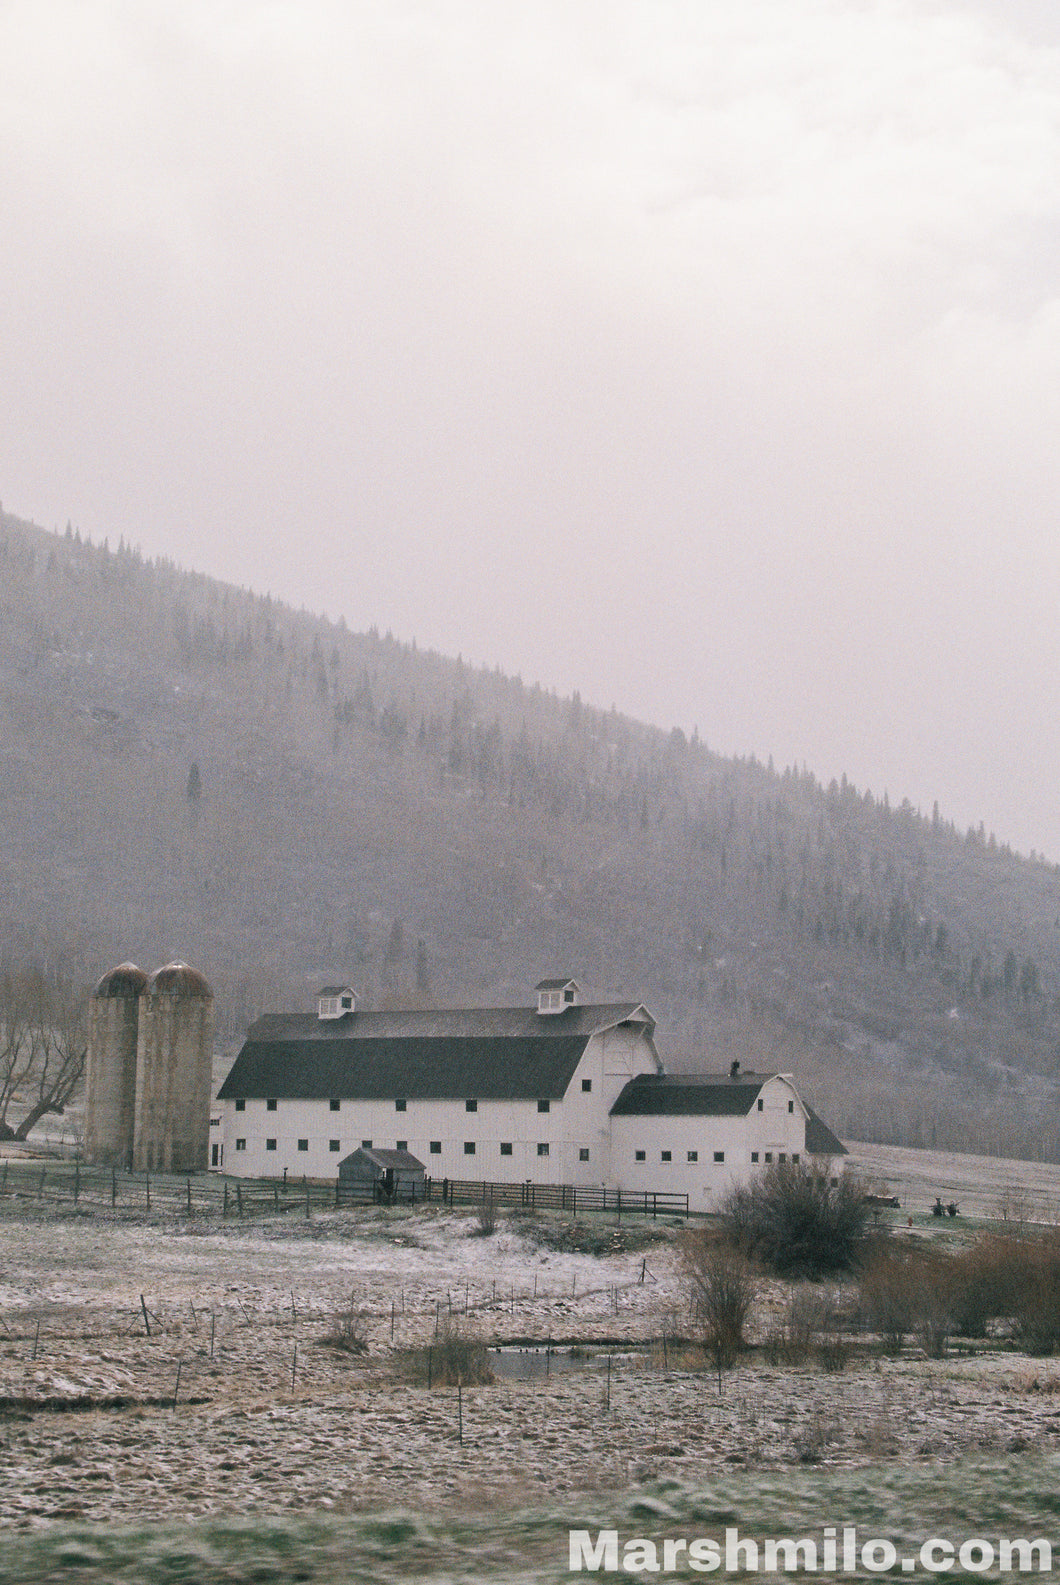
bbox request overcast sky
[5,1,1060,857]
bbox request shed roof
[218,1002,655,1102]
[340,1147,424,1173]
[610,1072,774,1117]
[804,1107,848,1157]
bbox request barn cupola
[317,985,356,1020]
[535,977,580,1015]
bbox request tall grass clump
[723,1163,871,1278]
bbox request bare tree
[0,970,87,1140]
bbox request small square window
[661,1150,671,1163]
[234,1098,245,1112]
[429,1141,441,1154]
[579,1148,589,1162]
[537,1142,549,1157]
[329,1099,341,1112]
[537,1099,550,1113]
[297,1139,308,1152]
[464,1141,476,1155]
[687,1150,698,1163]
[764,1152,773,1163]
[396,1140,407,1151]
[210,1115,219,1126]
[714,1151,725,1162]
[751,1151,759,1163]
[500,1142,513,1156]
[581,1078,592,1092]
[465,1098,478,1112]
[267,1098,278,1112]
[235,1138,246,1151]
[329,1139,340,1152]
[757,1099,763,1112]
[395,1098,407,1112]
[362,1139,372,1149]
[635,1150,646,1162]
[266,1138,277,1151]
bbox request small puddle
[490,1346,642,1379]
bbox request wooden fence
[0,1159,688,1220]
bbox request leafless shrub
[467,1204,497,1237]
[722,1163,871,1278]
[684,1232,757,1369]
[322,1298,369,1354]
[857,1246,932,1353]
[764,1284,830,1364]
[397,1323,495,1386]
[1012,1233,1060,1356]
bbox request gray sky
[5,1,1060,857]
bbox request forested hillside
[4,506,1060,1159]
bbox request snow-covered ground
[2,1197,1060,1529]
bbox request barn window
[714,1151,724,1162]
[267,1099,277,1111]
[778,1152,786,1163]
[581,1078,592,1092]
[661,1150,671,1163]
[757,1099,763,1112]
[579,1148,589,1162]
[764,1152,773,1163]
[464,1141,476,1155]
[537,1142,549,1157]
[792,1153,800,1163]
[329,1140,340,1152]
[234,1099,245,1112]
[500,1142,513,1155]
[330,1099,340,1112]
[235,1138,246,1151]
[635,1150,646,1161]
[429,1141,441,1154]
[687,1150,698,1162]
[297,1139,308,1152]
[537,1099,550,1113]
[396,1140,407,1151]
[266,1139,276,1151]
[465,1098,478,1112]
[751,1151,759,1163]
[395,1098,407,1112]
[788,1100,794,1113]
[361,1139,372,1149]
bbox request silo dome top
[148,962,213,999]
[93,963,149,999]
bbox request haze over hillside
[4,506,1060,1161]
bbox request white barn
[214,979,845,1208]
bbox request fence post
[187,1177,192,1214]
[1,1159,6,1194]
[145,1173,150,1212]
[111,1169,117,1207]
[74,1162,80,1205]
[236,1183,243,1218]
[38,1166,46,1199]
[223,1181,229,1216]
[572,1186,576,1217]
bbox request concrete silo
[132,962,214,1173]
[83,963,148,1167]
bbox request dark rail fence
[0,1159,688,1220]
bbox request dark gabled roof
[535,977,579,991]
[318,985,354,998]
[218,1003,654,1102]
[804,1106,848,1157]
[340,1147,424,1172]
[610,1073,772,1117]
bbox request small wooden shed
[337,1146,426,1202]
